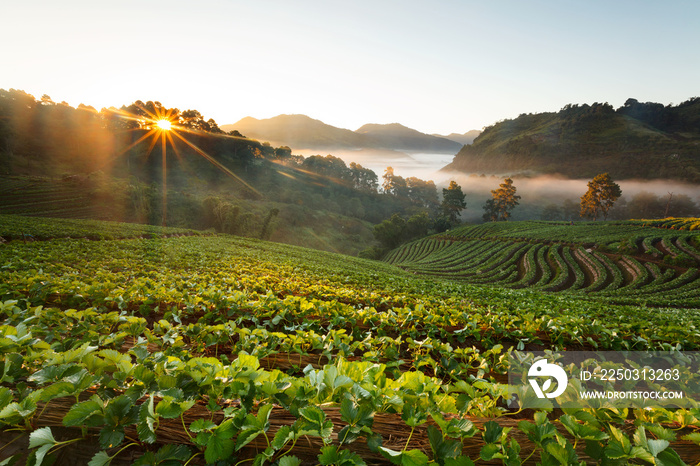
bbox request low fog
[294,148,699,222]
[443,172,700,222]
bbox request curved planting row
[385,221,700,308]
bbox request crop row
[2,216,700,463]
[386,228,699,308]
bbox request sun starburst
[110,101,260,227]
[156,119,172,131]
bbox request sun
[156,119,172,131]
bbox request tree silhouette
[441,180,467,224]
[483,178,520,221]
[580,173,621,220]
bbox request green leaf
[340,398,358,424]
[0,454,20,466]
[205,420,236,463]
[28,427,56,449]
[104,395,138,427]
[33,444,53,466]
[647,439,670,457]
[319,445,340,465]
[155,399,193,419]
[278,456,302,466]
[605,438,631,459]
[379,446,404,465]
[655,449,686,466]
[153,444,192,464]
[235,428,261,451]
[367,432,383,453]
[647,425,677,443]
[682,432,700,445]
[333,375,354,390]
[401,404,427,428]
[87,451,113,466]
[271,425,294,450]
[575,424,608,441]
[299,405,325,426]
[544,443,568,464]
[479,443,501,461]
[444,457,475,466]
[99,425,125,450]
[137,418,157,444]
[189,419,216,433]
[37,382,75,402]
[401,449,429,466]
[427,425,461,462]
[338,425,360,445]
[256,404,273,428]
[482,421,503,444]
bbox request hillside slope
[443,99,700,182]
[2,216,700,463]
[383,219,700,309]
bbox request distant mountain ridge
[432,130,481,146]
[221,115,464,154]
[442,98,700,182]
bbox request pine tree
[580,173,621,220]
[441,181,467,224]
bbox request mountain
[355,123,462,153]
[442,99,700,182]
[222,114,367,150]
[433,129,481,146]
[221,115,462,154]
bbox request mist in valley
[310,148,700,223]
[443,173,700,223]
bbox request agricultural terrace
[0,216,699,464]
[384,220,700,309]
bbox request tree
[628,191,663,219]
[441,181,467,224]
[349,162,378,192]
[561,199,580,221]
[482,199,498,222]
[382,167,408,198]
[484,178,520,221]
[540,203,562,221]
[373,213,407,250]
[580,173,621,220]
[406,177,438,209]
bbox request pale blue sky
[1,0,698,134]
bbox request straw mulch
[13,396,698,466]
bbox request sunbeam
[108,103,262,225]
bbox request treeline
[445,97,700,182]
[540,191,699,222]
[0,90,447,252]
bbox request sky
[1,0,699,135]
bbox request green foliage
[580,173,621,220]
[385,220,700,308]
[446,97,700,182]
[484,178,521,222]
[441,181,467,225]
[1,217,699,464]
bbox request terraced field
[3,216,700,465]
[384,220,700,309]
[0,176,101,219]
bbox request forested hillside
[444,98,700,182]
[0,90,438,255]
